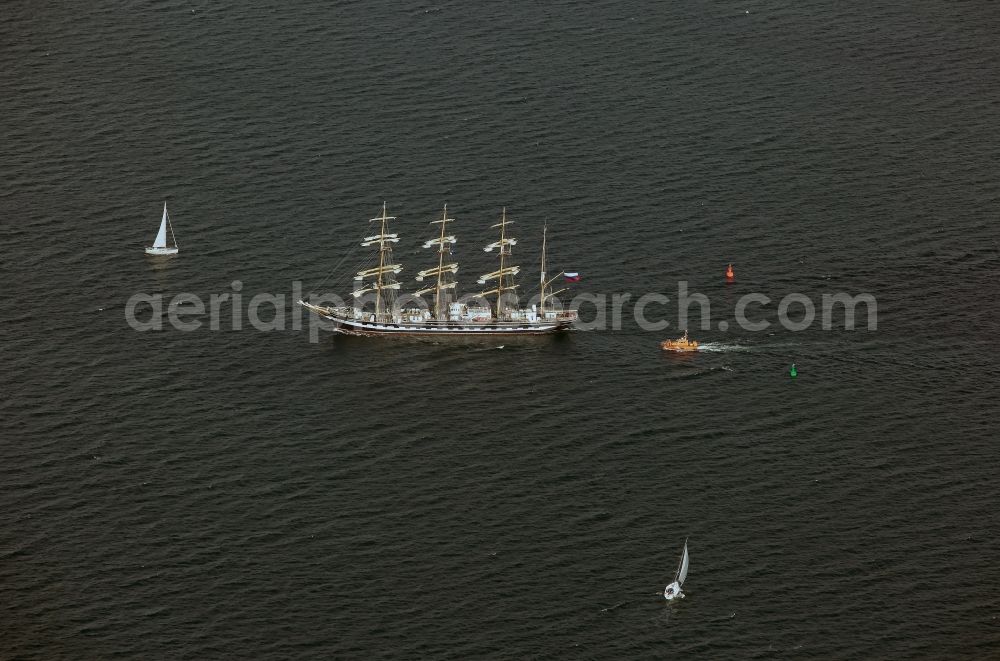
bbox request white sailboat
[145,202,179,255]
[663,539,689,601]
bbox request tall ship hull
[300,303,574,336]
[300,203,578,338]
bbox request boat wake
[668,366,734,380]
[695,342,752,353]
[468,344,506,352]
[599,600,630,613]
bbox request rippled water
[3,1,999,658]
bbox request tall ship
[299,203,578,336]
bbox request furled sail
[351,282,401,298]
[477,266,520,284]
[423,235,456,249]
[362,233,400,247]
[415,263,458,281]
[414,281,457,296]
[355,264,403,280]
[484,238,517,252]
[478,284,519,297]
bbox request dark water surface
[3,1,999,658]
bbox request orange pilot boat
[661,330,699,352]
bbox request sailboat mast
[165,203,179,249]
[496,207,507,319]
[374,202,388,321]
[539,223,547,313]
[434,204,448,319]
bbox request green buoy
[789,363,797,378]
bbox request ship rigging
[299,203,578,336]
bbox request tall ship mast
[478,207,521,321]
[414,204,459,320]
[300,203,578,337]
[538,224,571,316]
[352,202,402,323]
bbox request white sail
[676,541,689,586]
[663,539,689,600]
[153,203,169,248]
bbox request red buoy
[725,263,735,283]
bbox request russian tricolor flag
[564,272,581,282]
